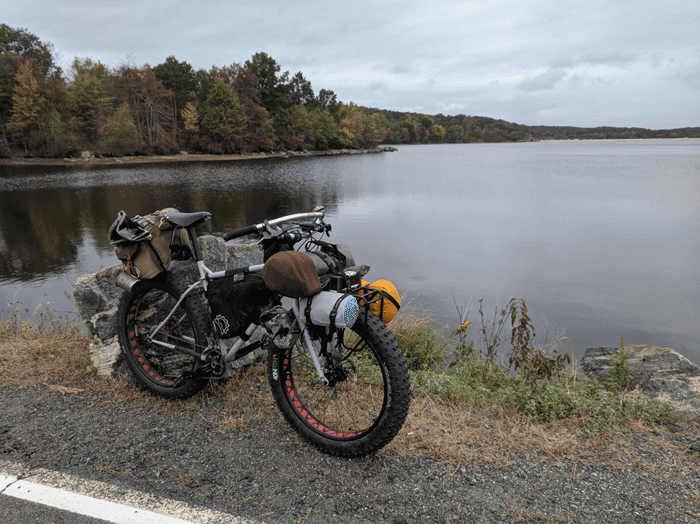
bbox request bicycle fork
[291,300,330,386]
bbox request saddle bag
[108,208,192,279]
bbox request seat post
[186,226,203,262]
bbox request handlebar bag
[108,208,192,279]
[261,251,322,298]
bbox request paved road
[1,459,259,524]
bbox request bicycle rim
[123,285,202,388]
[279,323,389,439]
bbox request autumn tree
[114,66,176,153]
[429,124,446,143]
[7,59,44,152]
[181,101,198,133]
[153,56,196,143]
[0,25,62,154]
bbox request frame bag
[207,272,274,338]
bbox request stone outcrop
[581,345,700,412]
[73,236,263,375]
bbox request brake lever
[261,219,284,238]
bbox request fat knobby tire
[118,271,211,399]
[267,311,411,457]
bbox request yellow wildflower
[458,321,471,332]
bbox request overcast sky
[5,0,700,129]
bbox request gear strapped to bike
[109,206,410,458]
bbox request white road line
[1,475,198,524]
[0,465,261,524]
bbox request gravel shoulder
[2,383,699,524]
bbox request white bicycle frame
[147,211,330,384]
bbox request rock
[581,345,700,412]
[73,236,263,376]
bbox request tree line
[366,109,700,143]
[0,24,392,158]
[1,24,698,159]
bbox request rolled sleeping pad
[298,291,360,329]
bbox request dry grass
[0,328,95,388]
[0,329,695,468]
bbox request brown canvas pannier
[108,208,192,279]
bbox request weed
[605,344,633,393]
[388,299,684,437]
[390,314,448,371]
[478,298,510,361]
[507,298,571,384]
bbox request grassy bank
[0,303,696,466]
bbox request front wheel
[267,310,411,457]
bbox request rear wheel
[118,273,210,399]
[267,311,411,457]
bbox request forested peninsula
[2,24,699,161]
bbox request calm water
[1,141,699,364]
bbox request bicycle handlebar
[222,224,260,241]
[222,211,325,242]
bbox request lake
[1,141,698,365]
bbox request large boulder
[73,236,263,375]
[581,345,700,412]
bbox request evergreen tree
[69,58,110,140]
[100,103,138,155]
[200,78,247,151]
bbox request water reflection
[1,143,698,365]
[0,158,350,282]
[0,188,82,282]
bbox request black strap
[309,239,346,269]
[379,290,401,310]
[305,295,314,327]
[329,292,355,333]
[145,239,168,272]
[313,250,338,273]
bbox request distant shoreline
[0,147,396,168]
[539,137,700,142]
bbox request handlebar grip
[223,224,260,241]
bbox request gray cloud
[518,68,567,92]
[4,0,699,128]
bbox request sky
[5,0,700,129]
